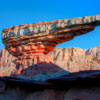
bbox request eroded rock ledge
[2,15,100,40]
[2,15,100,56]
[1,15,100,81]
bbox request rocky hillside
[0,46,100,76]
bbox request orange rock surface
[49,46,100,72]
[1,15,100,80]
[1,46,100,79]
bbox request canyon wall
[0,49,16,76]
[0,46,100,76]
[49,46,100,72]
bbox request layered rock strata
[1,46,100,79]
[49,46,100,72]
[0,49,16,76]
[1,15,100,80]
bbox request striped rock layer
[1,15,100,79]
[2,15,100,56]
[1,47,100,79]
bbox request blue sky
[0,0,100,50]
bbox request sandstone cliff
[49,46,100,72]
[0,49,16,76]
[0,46,100,76]
[1,15,100,80]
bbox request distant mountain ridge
[0,46,100,76]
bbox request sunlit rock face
[1,46,100,76]
[1,15,100,81]
[0,49,16,76]
[49,46,100,72]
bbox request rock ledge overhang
[1,15,100,81]
[2,15,100,40]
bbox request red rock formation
[0,49,16,76]
[49,46,100,72]
[1,15,100,80]
[1,46,100,77]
